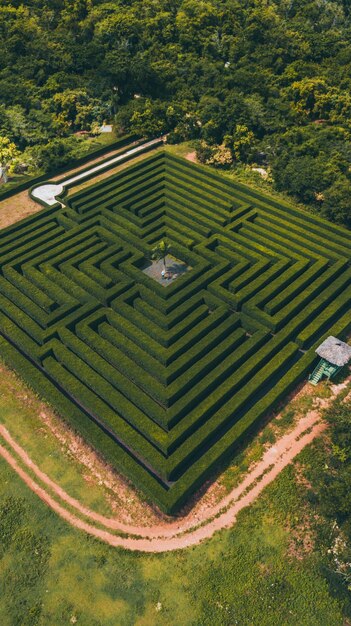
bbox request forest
[0,0,351,229]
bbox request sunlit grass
[0,442,348,626]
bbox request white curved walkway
[31,138,163,206]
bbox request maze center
[142,254,191,286]
[0,150,350,513]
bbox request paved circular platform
[31,183,64,206]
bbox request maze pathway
[0,151,350,512]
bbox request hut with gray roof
[309,336,351,385]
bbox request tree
[46,90,106,135]
[0,136,20,182]
[195,139,213,164]
[151,240,171,271]
[129,99,167,137]
[232,125,255,162]
[0,0,350,231]
[321,176,351,228]
[195,140,233,167]
[290,78,328,119]
[27,137,76,173]
[272,153,337,203]
[175,0,219,52]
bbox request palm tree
[151,240,171,271]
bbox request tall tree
[151,240,171,271]
[0,136,19,182]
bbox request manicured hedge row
[255,214,349,260]
[166,329,269,429]
[165,156,239,210]
[165,180,228,226]
[76,322,169,409]
[0,149,349,512]
[23,266,78,308]
[165,153,351,247]
[111,299,229,358]
[239,223,313,262]
[51,332,167,447]
[0,311,41,357]
[243,260,349,331]
[165,348,317,512]
[0,214,60,254]
[296,289,351,348]
[164,193,215,234]
[0,223,65,266]
[246,260,309,312]
[74,166,165,215]
[166,314,351,512]
[264,260,328,315]
[68,151,164,210]
[2,311,348,514]
[133,292,204,331]
[2,266,56,313]
[44,354,169,478]
[0,336,172,511]
[168,342,299,478]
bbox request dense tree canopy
[0,0,351,225]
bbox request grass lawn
[0,355,350,624]
[1,436,349,626]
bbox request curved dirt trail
[0,412,326,552]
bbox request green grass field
[1,434,350,626]
[1,349,350,625]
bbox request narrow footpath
[1,377,348,553]
[31,137,162,206]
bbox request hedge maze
[0,151,350,512]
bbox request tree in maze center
[151,239,171,272]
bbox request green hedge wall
[0,149,349,512]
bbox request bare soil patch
[0,190,40,229]
[186,151,198,163]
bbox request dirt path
[0,417,325,552]
[1,378,348,552]
[0,383,344,552]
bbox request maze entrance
[0,151,350,513]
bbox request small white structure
[315,336,351,367]
[252,167,269,180]
[99,125,113,133]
